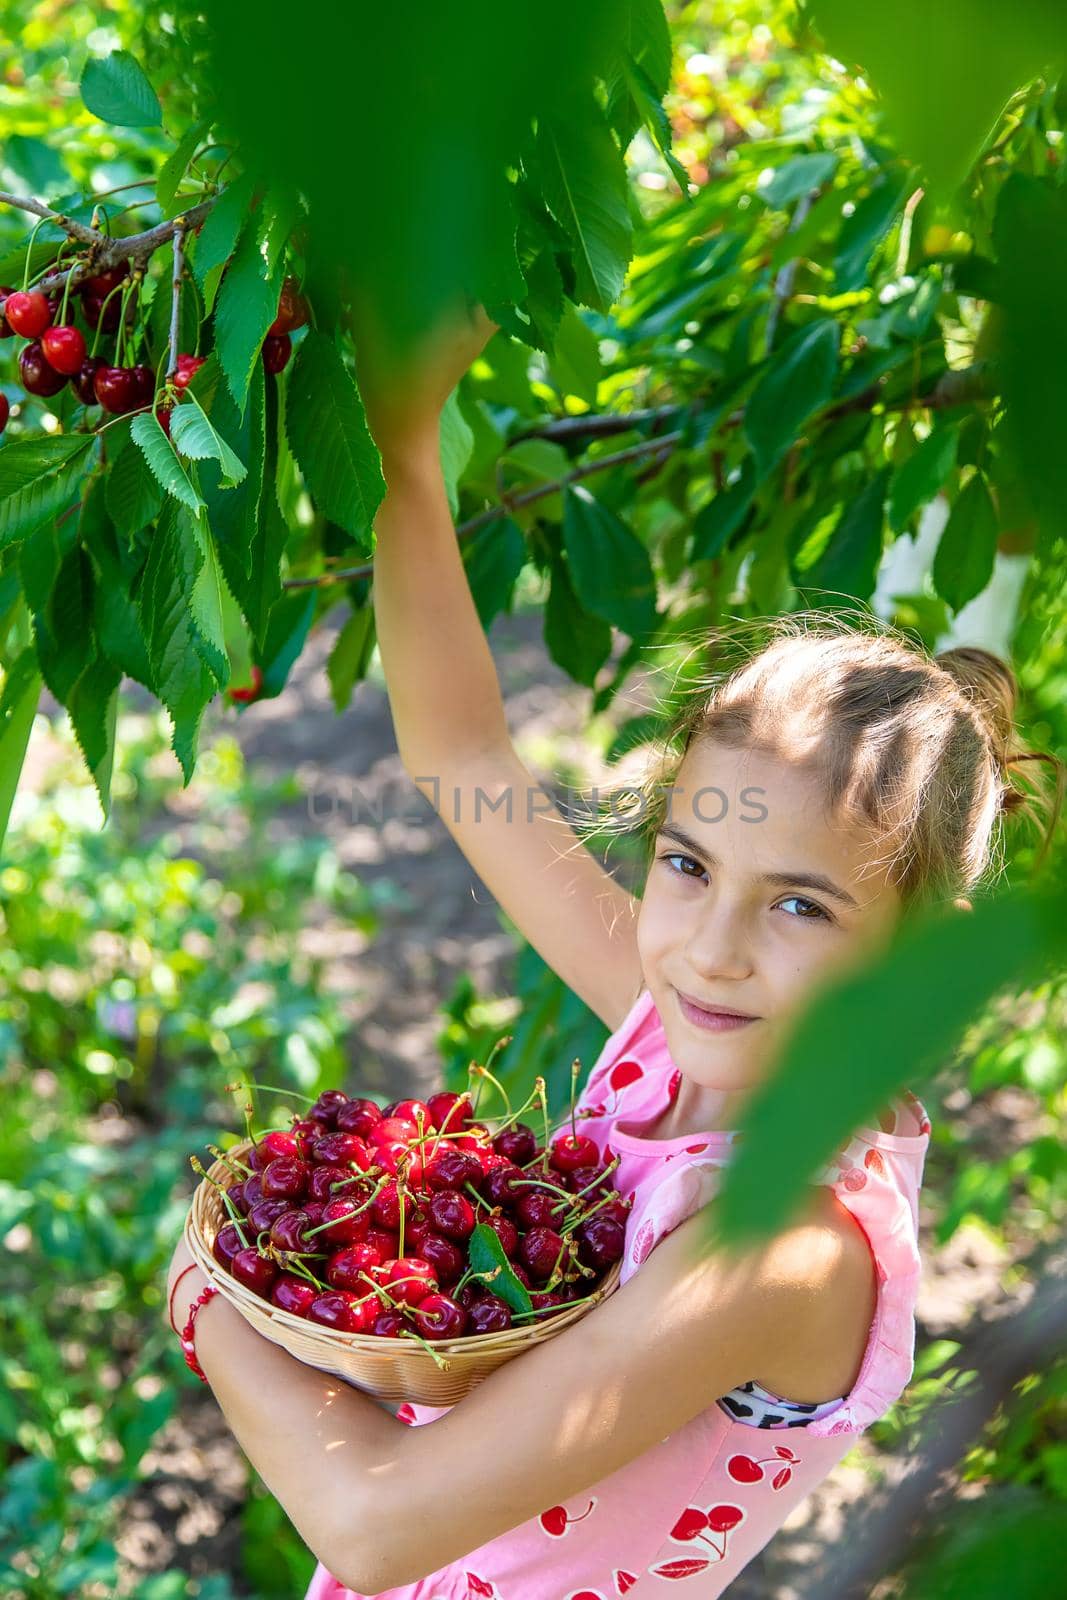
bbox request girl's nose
[682,906,754,981]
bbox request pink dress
[305,985,931,1599]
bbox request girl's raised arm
[356,302,644,1031]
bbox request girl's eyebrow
[654,823,861,909]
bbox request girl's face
[636,737,903,1107]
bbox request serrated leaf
[932,472,999,615]
[84,512,152,687]
[131,412,205,513]
[690,459,757,562]
[0,436,95,549]
[187,509,230,688]
[538,108,632,312]
[461,515,527,629]
[135,500,216,781]
[214,210,285,415]
[105,429,164,537]
[326,605,376,712]
[287,331,385,548]
[80,49,161,127]
[157,120,210,216]
[547,303,603,406]
[744,319,840,480]
[0,646,42,856]
[799,467,889,603]
[192,173,257,291]
[466,1223,534,1316]
[544,547,612,686]
[66,654,120,819]
[170,393,247,487]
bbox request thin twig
[0,189,219,296]
[167,221,186,379]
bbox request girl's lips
[675,989,759,1032]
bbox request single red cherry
[550,1134,600,1173]
[0,394,8,434]
[417,1231,464,1285]
[4,290,52,338]
[312,1131,372,1169]
[242,1174,265,1209]
[482,1210,519,1257]
[308,1164,353,1203]
[316,1197,371,1245]
[527,1288,565,1314]
[467,1294,512,1333]
[81,292,121,333]
[261,1157,310,1202]
[384,1256,437,1307]
[268,276,308,336]
[262,332,291,374]
[308,1089,350,1128]
[271,1274,318,1316]
[371,1178,417,1232]
[426,1090,473,1133]
[71,355,105,406]
[427,1189,476,1241]
[364,1226,399,1259]
[576,1213,626,1271]
[251,1130,302,1168]
[19,341,68,397]
[327,1242,383,1290]
[369,1116,420,1148]
[269,1209,315,1252]
[248,1197,290,1233]
[520,1225,568,1281]
[515,1189,570,1230]
[372,1308,407,1337]
[426,1147,483,1192]
[231,1247,278,1296]
[0,287,16,338]
[494,1123,537,1164]
[81,266,129,299]
[127,364,155,410]
[212,1222,246,1268]
[173,354,205,390]
[40,324,87,375]
[412,1292,468,1339]
[335,1097,384,1137]
[479,1163,525,1209]
[93,364,138,414]
[307,1290,362,1330]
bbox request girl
[166,302,1062,1599]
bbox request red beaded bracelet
[168,1263,201,1334]
[179,1283,220,1382]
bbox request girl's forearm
[372,442,512,776]
[192,1290,402,1593]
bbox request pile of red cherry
[0,270,307,435]
[204,1085,629,1345]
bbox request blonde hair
[578,607,1064,914]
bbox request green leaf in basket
[467,1222,534,1316]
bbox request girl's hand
[348,293,499,464]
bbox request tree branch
[167,221,187,379]
[0,189,219,296]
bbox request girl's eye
[658,854,832,923]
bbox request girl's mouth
[674,988,759,1032]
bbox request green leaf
[105,427,164,538]
[66,653,121,818]
[134,500,217,781]
[84,512,152,687]
[889,424,960,533]
[156,120,210,216]
[744,319,840,480]
[547,304,603,406]
[214,212,285,416]
[461,515,527,629]
[326,605,376,712]
[544,547,613,686]
[467,1223,534,1316]
[690,460,757,562]
[757,152,839,209]
[79,49,162,127]
[798,467,889,602]
[187,511,231,687]
[538,108,633,312]
[0,647,41,857]
[932,471,999,615]
[170,392,248,488]
[0,436,95,550]
[191,173,257,292]
[834,173,911,292]
[712,881,1067,1247]
[257,589,316,699]
[131,411,205,514]
[286,331,386,549]
[439,388,475,519]
[563,486,658,639]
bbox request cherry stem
[511,1173,574,1204]
[21,217,50,292]
[463,1181,493,1213]
[55,240,76,325]
[569,1057,581,1143]
[276,1254,329,1292]
[572,1156,622,1203]
[397,1327,451,1371]
[207,1143,253,1179]
[218,1188,250,1249]
[469,1059,512,1121]
[560,1186,620,1237]
[535,1076,551,1152]
[223,1080,317,1107]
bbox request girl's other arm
[360,305,644,1031]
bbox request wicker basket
[185,1140,623,1405]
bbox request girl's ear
[952,896,973,913]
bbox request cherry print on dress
[663,1142,710,1163]
[631,1218,656,1265]
[465,1572,498,1598]
[539,1498,596,1537]
[662,1502,746,1571]
[667,1068,682,1101]
[396,1402,417,1424]
[726,1445,800,1490]
[842,1167,868,1192]
[864,1148,887,1176]
[614,1572,638,1595]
